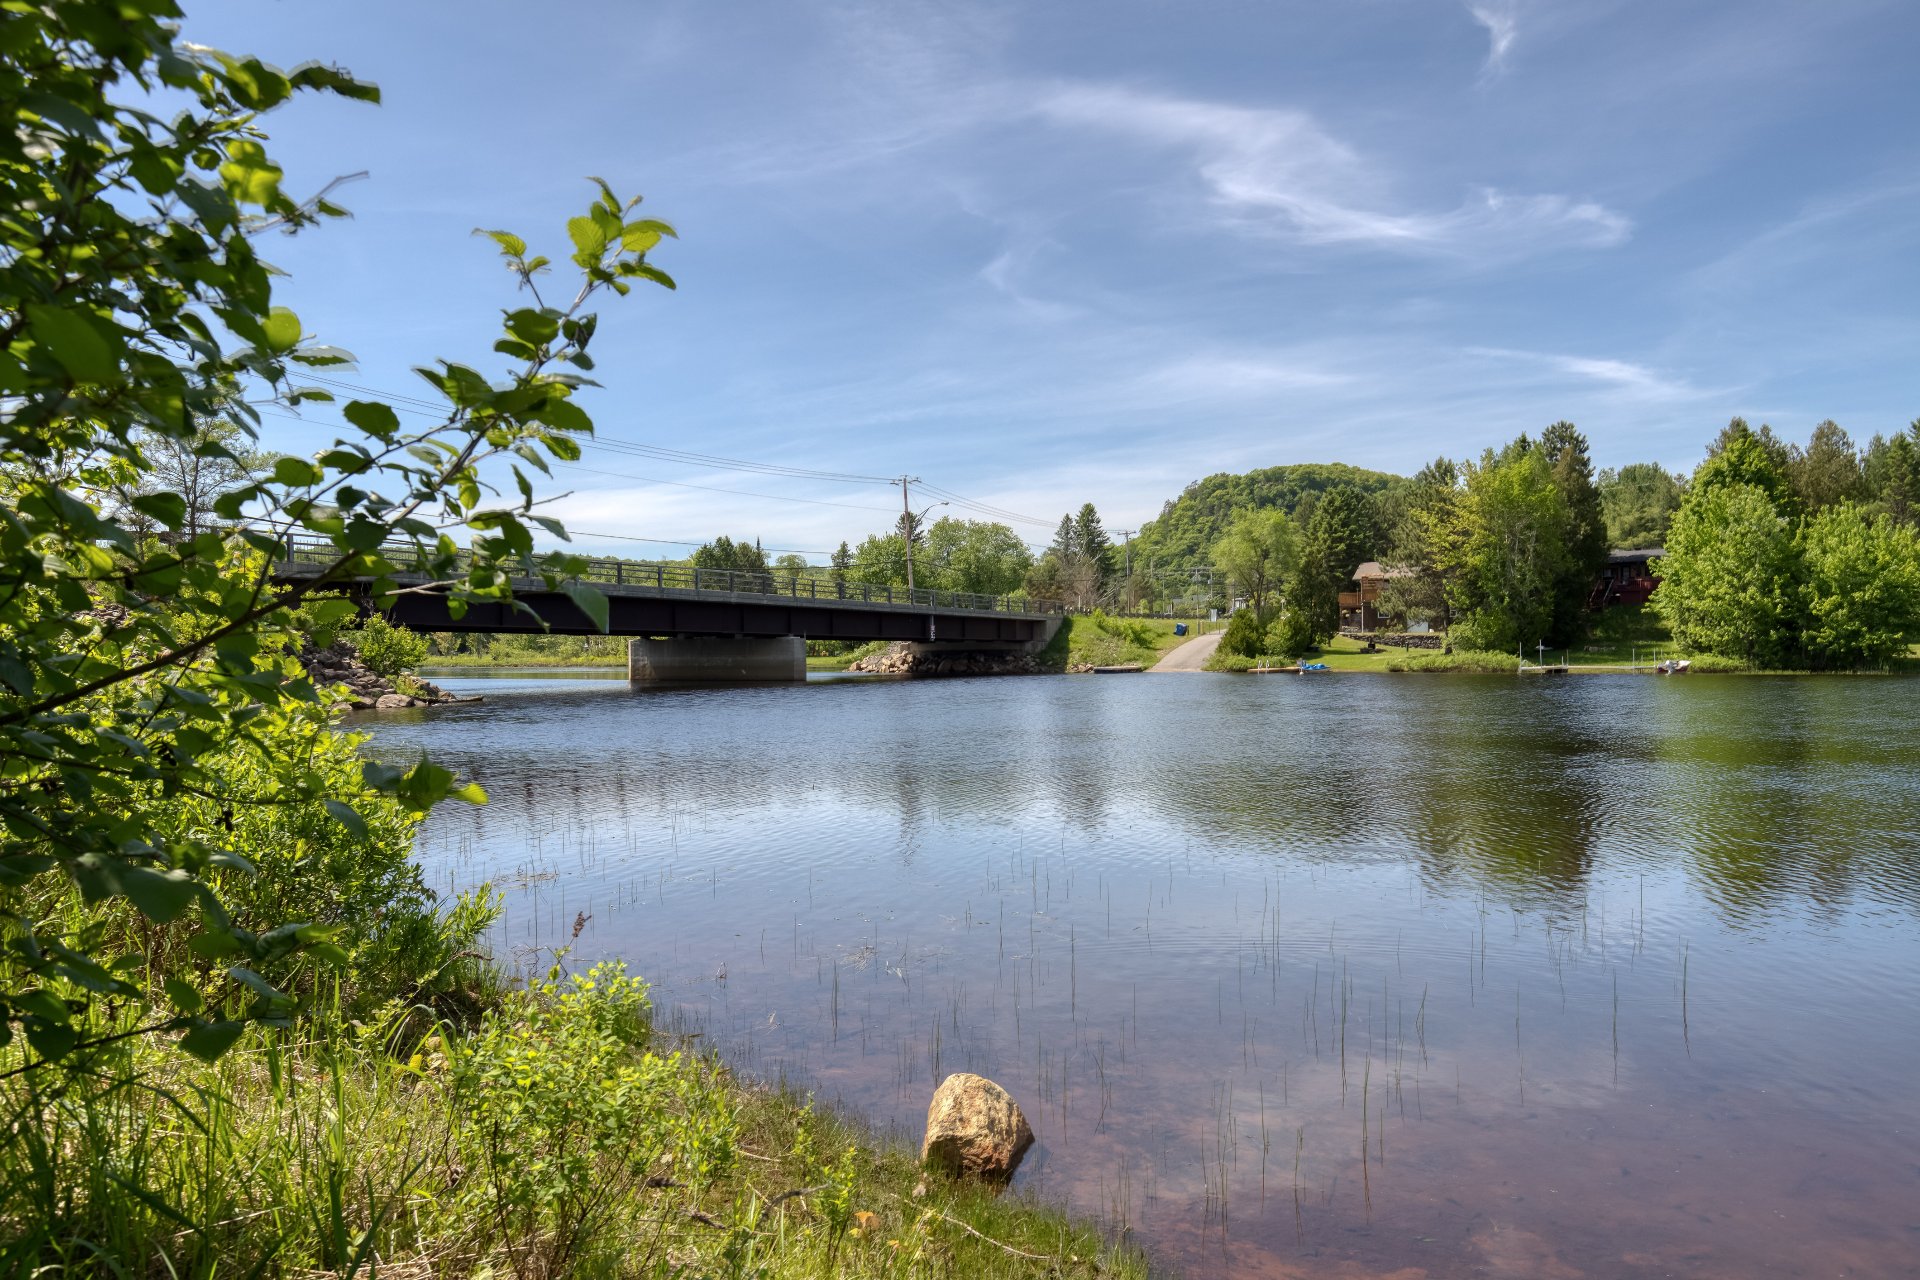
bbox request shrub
[345,616,430,677]
[145,713,499,1017]
[453,962,737,1278]
[1266,609,1320,658]
[1218,606,1273,658]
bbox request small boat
[1298,662,1330,672]
[1656,659,1691,675]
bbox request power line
[569,530,835,556]
[555,462,894,513]
[915,481,1056,528]
[297,374,895,485]
[266,376,1068,533]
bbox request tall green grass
[0,957,1145,1278]
[0,722,1144,1278]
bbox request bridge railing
[280,534,1063,616]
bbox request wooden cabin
[1592,548,1662,608]
[1340,561,1415,631]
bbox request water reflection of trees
[1643,680,1920,922]
[383,675,1920,926]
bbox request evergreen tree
[1279,487,1374,644]
[1051,514,1078,559]
[1788,419,1867,512]
[1074,503,1114,581]
[1540,422,1610,643]
[830,540,854,584]
[1864,426,1920,527]
[1599,462,1686,547]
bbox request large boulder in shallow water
[920,1073,1034,1184]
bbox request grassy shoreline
[1203,632,1920,675]
[5,950,1148,1278]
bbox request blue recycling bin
[1174,623,1188,636]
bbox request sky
[185,0,1920,561]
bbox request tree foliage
[1129,462,1404,577]
[0,2,673,1067]
[1658,482,1920,669]
[1599,462,1685,548]
[1863,426,1920,527]
[1788,420,1868,512]
[1654,483,1801,665]
[1073,503,1115,582]
[1797,504,1920,666]
[691,536,768,574]
[923,517,1033,596]
[1210,508,1296,613]
[1430,442,1574,654]
[345,615,429,678]
[1697,419,1798,514]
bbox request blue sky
[189,0,1920,560]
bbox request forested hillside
[1129,462,1405,573]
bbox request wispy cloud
[1035,83,1629,259]
[1467,1,1522,75]
[1468,346,1718,403]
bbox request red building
[1592,548,1662,608]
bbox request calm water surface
[367,672,1920,1278]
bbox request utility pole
[1114,528,1134,609]
[893,475,921,590]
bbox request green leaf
[631,263,676,291]
[179,1020,247,1063]
[228,967,284,1001]
[219,139,284,206]
[272,456,321,487]
[212,485,262,519]
[16,990,67,1023]
[567,215,608,259]
[343,400,401,439]
[0,654,33,695]
[25,304,118,382]
[130,492,188,530]
[505,308,560,346]
[562,581,611,633]
[163,978,204,1014]
[26,1022,77,1062]
[287,61,382,103]
[289,344,355,367]
[323,798,368,839]
[120,866,202,924]
[480,228,527,257]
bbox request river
[364,670,1920,1278]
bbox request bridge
[275,536,1062,682]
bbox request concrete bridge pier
[628,636,806,684]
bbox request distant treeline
[1182,417,1920,667]
[610,416,1920,668]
